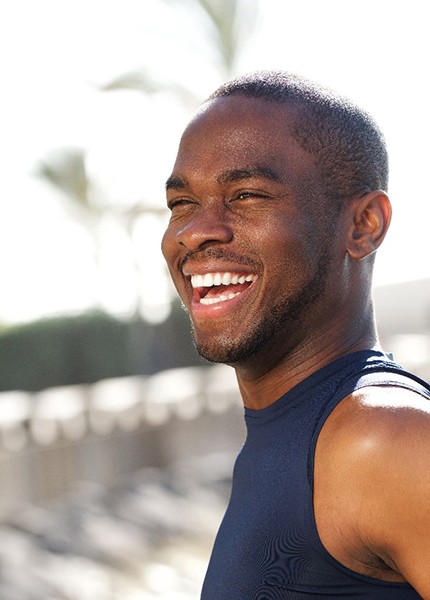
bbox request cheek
[161,226,176,265]
[161,228,190,300]
[257,215,308,258]
[258,219,323,282]
[161,230,181,288]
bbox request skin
[162,95,430,597]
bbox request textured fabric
[201,350,430,599]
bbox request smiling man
[162,71,430,599]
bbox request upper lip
[181,253,260,279]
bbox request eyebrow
[216,166,283,185]
[165,166,283,191]
[165,175,187,191]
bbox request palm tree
[38,0,259,319]
[37,147,166,316]
[100,0,259,101]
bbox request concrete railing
[1,344,428,517]
[0,364,245,516]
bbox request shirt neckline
[244,349,390,424]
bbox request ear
[346,191,392,260]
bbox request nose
[175,204,233,252]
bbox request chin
[193,330,268,365]
[191,251,333,366]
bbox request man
[162,71,430,599]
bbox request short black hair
[207,70,388,204]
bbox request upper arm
[352,387,430,597]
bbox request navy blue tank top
[201,350,430,599]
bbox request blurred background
[0,0,429,598]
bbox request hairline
[205,71,389,204]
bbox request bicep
[382,464,430,597]
[360,408,430,597]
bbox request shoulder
[336,385,430,511]
[334,384,430,465]
[317,384,430,591]
[320,381,430,449]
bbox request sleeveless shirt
[201,350,430,599]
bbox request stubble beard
[190,248,333,366]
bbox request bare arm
[352,387,430,598]
[315,385,430,595]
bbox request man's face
[162,95,343,367]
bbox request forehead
[172,95,317,185]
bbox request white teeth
[203,273,214,287]
[191,272,257,305]
[191,272,255,288]
[193,274,205,287]
[200,292,241,305]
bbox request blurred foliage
[8,0,259,395]
[102,0,258,97]
[35,0,259,322]
[38,148,90,211]
[195,0,247,73]
[0,303,204,392]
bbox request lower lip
[189,280,257,320]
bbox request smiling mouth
[190,272,256,305]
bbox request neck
[234,315,380,410]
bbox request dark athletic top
[201,350,430,599]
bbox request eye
[167,197,195,211]
[232,190,270,202]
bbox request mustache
[179,247,260,274]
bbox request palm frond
[37,148,90,209]
[101,68,201,107]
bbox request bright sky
[1,0,429,324]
